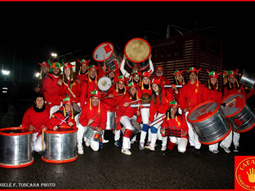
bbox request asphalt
[0,100,255,190]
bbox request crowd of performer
[23,55,255,157]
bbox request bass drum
[92,42,121,70]
[98,76,112,92]
[240,70,255,89]
[124,38,151,70]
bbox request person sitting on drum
[33,61,50,94]
[76,59,90,85]
[118,82,141,155]
[120,54,154,81]
[80,64,99,109]
[146,78,169,152]
[21,93,49,153]
[77,90,107,154]
[161,101,188,155]
[41,61,63,116]
[45,97,76,131]
[179,67,209,157]
[57,62,81,104]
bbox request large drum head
[124,38,151,64]
[98,77,112,92]
[188,101,219,123]
[93,42,114,62]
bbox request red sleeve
[99,105,107,129]
[79,105,89,127]
[45,114,61,130]
[181,114,188,133]
[42,77,60,96]
[179,86,189,110]
[149,102,157,122]
[80,81,88,109]
[21,108,32,130]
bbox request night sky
[1,1,255,83]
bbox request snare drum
[221,93,255,133]
[240,70,255,89]
[98,77,112,92]
[0,127,33,168]
[84,126,103,142]
[141,93,151,104]
[121,119,141,139]
[187,100,232,145]
[93,42,121,70]
[41,126,78,163]
[124,38,151,70]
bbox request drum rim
[0,159,34,168]
[233,122,255,133]
[44,126,78,134]
[221,93,246,118]
[92,42,114,62]
[187,100,220,123]
[124,37,151,64]
[0,127,33,136]
[41,155,78,164]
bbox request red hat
[90,90,101,98]
[206,70,222,78]
[62,97,71,105]
[187,67,201,74]
[63,62,74,70]
[117,75,127,85]
[38,61,50,67]
[142,71,151,78]
[88,64,98,71]
[171,69,185,77]
[151,78,160,85]
[156,65,164,72]
[128,81,138,89]
[131,70,142,76]
[132,64,141,70]
[169,100,178,108]
[78,59,90,66]
[226,69,238,77]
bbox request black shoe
[163,149,170,156]
[194,149,201,157]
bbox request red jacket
[57,79,81,103]
[118,93,138,118]
[206,86,223,105]
[179,80,209,111]
[21,106,49,134]
[223,84,254,99]
[45,107,76,131]
[42,73,62,106]
[162,114,188,139]
[80,78,98,109]
[79,102,107,129]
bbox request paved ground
[0,99,255,190]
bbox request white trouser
[209,143,219,151]
[150,113,165,148]
[114,130,121,141]
[120,116,135,149]
[140,108,150,144]
[220,130,240,148]
[162,136,188,153]
[75,113,81,127]
[32,133,45,153]
[185,112,201,149]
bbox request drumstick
[93,111,101,120]
[226,98,236,106]
[129,99,141,104]
[104,93,124,99]
[63,82,76,98]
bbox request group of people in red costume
[22,55,254,156]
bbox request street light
[51,52,58,58]
[2,69,10,76]
[35,72,40,78]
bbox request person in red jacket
[76,59,89,85]
[21,94,49,152]
[57,62,81,104]
[145,78,169,151]
[77,90,107,154]
[118,82,140,155]
[179,67,209,157]
[41,61,62,117]
[80,64,99,109]
[205,70,223,154]
[161,101,188,155]
[45,97,76,131]
[33,61,50,94]
[221,69,254,153]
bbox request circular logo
[236,157,255,191]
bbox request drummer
[77,90,107,154]
[33,61,50,94]
[161,101,188,155]
[45,97,76,131]
[204,70,223,154]
[80,64,99,109]
[76,59,90,85]
[118,82,141,155]
[21,93,49,153]
[179,67,209,157]
[221,70,254,153]
[57,62,81,104]
[120,54,154,81]
[41,61,63,116]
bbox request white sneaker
[78,146,84,155]
[84,137,87,142]
[121,148,132,155]
[210,150,219,154]
[85,141,90,147]
[161,146,167,151]
[103,139,109,143]
[233,146,239,152]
